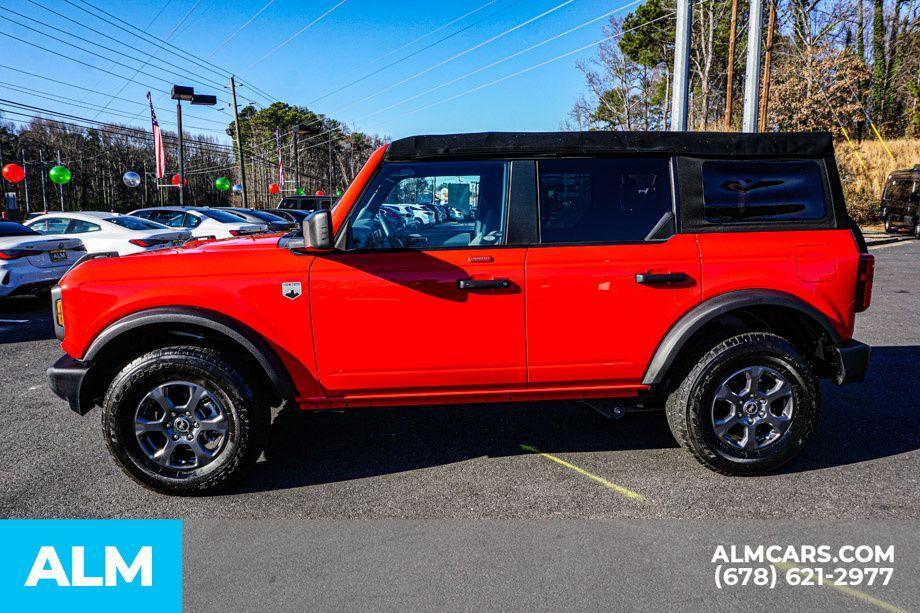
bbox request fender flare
[642,290,842,385]
[84,306,298,401]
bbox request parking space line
[519,444,647,502]
[772,562,909,613]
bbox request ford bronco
[47,131,873,494]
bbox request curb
[865,236,910,247]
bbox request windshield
[107,216,165,230]
[198,209,252,224]
[0,222,38,237]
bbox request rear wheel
[102,346,269,495]
[665,333,820,476]
[884,218,897,234]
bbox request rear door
[525,157,701,385]
[310,159,527,394]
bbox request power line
[308,0,526,106]
[208,0,280,58]
[247,0,348,69]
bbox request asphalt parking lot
[1,240,918,521]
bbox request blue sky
[0,0,635,143]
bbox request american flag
[147,91,166,179]
[275,127,285,186]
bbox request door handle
[635,272,688,285]
[457,278,512,290]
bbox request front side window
[702,160,827,223]
[345,160,508,250]
[537,158,672,243]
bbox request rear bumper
[832,340,871,386]
[47,354,94,415]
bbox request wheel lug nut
[172,435,179,440]
[186,435,193,440]
[193,422,199,428]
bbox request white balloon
[123,171,141,188]
[231,183,244,195]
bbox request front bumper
[47,354,93,415]
[832,340,871,386]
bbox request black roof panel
[385,131,835,161]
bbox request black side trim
[507,160,537,245]
[47,354,92,415]
[642,290,842,385]
[83,307,298,402]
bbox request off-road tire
[102,345,269,495]
[665,333,820,476]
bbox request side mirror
[302,209,334,251]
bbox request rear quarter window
[702,160,827,223]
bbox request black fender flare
[84,306,298,401]
[642,290,842,385]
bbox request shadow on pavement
[0,295,55,344]
[229,345,919,494]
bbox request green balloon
[49,165,72,185]
[335,189,343,197]
[215,177,231,191]
[296,188,305,196]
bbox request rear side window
[702,160,827,223]
[108,216,163,230]
[537,158,672,243]
[66,220,101,234]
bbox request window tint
[147,211,186,227]
[183,214,201,228]
[537,158,672,243]
[884,179,912,202]
[199,209,249,223]
[108,216,163,230]
[66,219,101,233]
[702,160,827,223]
[346,161,508,250]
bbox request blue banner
[0,520,182,612]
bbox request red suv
[47,132,873,494]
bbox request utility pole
[293,125,301,194]
[758,0,777,132]
[229,76,249,207]
[670,0,692,130]
[38,149,48,211]
[143,160,148,207]
[21,150,30,213]
[741,0,765,132]
[724,0,740,129]
[56,149,64,211]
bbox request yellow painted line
[519,444,647,502]
[772,562,909,613]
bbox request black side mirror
[302,209,334,251]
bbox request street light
[170,85,216,205]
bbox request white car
[0,221,85,298]
[382,204,435,226]
[25,211,192,256]
[129,207,267,239]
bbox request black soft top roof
[385,131,834,161]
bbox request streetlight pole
[171,85,217,206]
[229,76,249,207]
[293,125,301,194]
[742,0,765,132]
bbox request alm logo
[25,545,153,587]
[0,520,181,613]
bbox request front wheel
[102,346,269,495]
[665,333,820,476]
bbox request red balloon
[2,163,25,183]
[269,183,280,195]
[171,174,187,186]
[315,190,325,196]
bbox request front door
[525,157,702,385]
[310,159,526,394]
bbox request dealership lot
[0,240,917,520]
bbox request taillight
[855,253,875,312]
[0,249,27,260]
[229,230,242,236]
[129,239,157,247]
